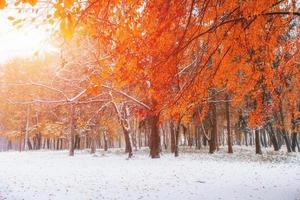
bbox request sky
[0,3,57,64]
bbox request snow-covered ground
[0,147,299,200]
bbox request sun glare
[0,8,56,63]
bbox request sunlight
[0,28,52,62]
[0,8,56,63]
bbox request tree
[0,0,299,157]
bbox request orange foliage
[2,0,300,135]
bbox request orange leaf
[26,0,38,6]
[64,0,74,8]
[60,14,75,40]
[0,0,6,9]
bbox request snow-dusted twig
[102,84,151,110]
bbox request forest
[0,0,299,199]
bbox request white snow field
[0,147,299,200]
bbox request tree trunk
[261,129,268,148]
[27,139,33,150]
[291,132,299,152]
[149,114,160,158]
[59,138,62,150]
[225,94,233,153]
[36,133,41,150]
[170,121,175,153]
[278,103,291,152]
[244,130,248,146]
[203,132,207,146]
[123,128,133,158]
[75,135,80,150]
[90,130,96,154]
[209,100,217,154]
[138,128,142,149]
[196,126,201,149]
[255,129,262,154]
[55,139,58,150]
[174,124,180,157]
[291,113,299,152]
[7,140,12,150]
[162,125,168,150]
[24,105,31,151]
[282,130,292,153]
[133,130,137,151]
[144,128,148,147]
[249,131,253,146]
[103,131,108,151]
[266,122,280,151]
[19,137,22,151]
[69,104,75,156]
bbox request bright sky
[0,4,57,63]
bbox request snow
[0,147,300,200]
